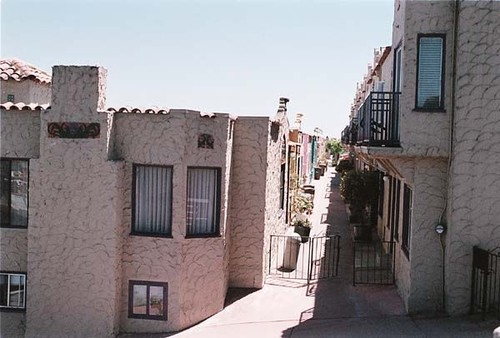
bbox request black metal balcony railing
[342,92,400,147]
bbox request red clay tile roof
[0,58,51,84]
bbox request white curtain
[187,168,218,235]
[134,166,172,234]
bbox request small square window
[7,95,14,102]
[0,272,26,310]
[128,280,168,320]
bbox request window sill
[128,314,167,321]
[0,307,26,313]
[413,108,446,113]
[185,233,221,239]
[130,232,173,239]
[0,225,28,229]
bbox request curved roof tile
[0,58,51,84]
[0,102,50,110]
[106,107,170,114]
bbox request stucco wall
[25,66,124,338]
[263,112,290,276]
[228,117,269,288]
[446,0,500,315]
[113,110,233,332]
[377,156,447,314]
[407,158,447,313]
[394,0,453,157]
[0,110,40,158]
[1,79,51,105]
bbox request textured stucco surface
[0,230,27,271]
[445,0,500,315]
[263,112,290,275]
[114,111,233,332]
[25,66,124,338]
[0,110,40,158]
[394,0,453,157]
[407,158,447,313]
[1,79,51,105]
[228,117,269,288]
[377,157,447,314]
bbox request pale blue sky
[1,0,393,137]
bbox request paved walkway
[122,167,498,338]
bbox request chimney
[278,97,289,113]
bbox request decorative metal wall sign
[198,133,214,149]
[48,122,100,139]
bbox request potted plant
[340,169,379,241]
[292,214,312,243]
[291,193,314,242]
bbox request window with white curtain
[416,35,445,110]
[132,164,173,236]
[186,167,220,236]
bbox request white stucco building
[0,65,292,337]
[342,0,500,316]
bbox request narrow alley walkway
[122,167,498,338]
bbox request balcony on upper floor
[342,91,400,148]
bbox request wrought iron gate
[471,246,500,320]
[268,235,340,282]
[353,239,395,285]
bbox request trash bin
[281,233,302,271]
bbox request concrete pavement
[121,167,499,338]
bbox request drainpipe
[439,0,460,314]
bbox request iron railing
[353,238,395,286]
[471,246,500,320]
[342,92,400,147]
[268,234,340,283]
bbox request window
[7,94,14,102]
[128,280,168,320]
[186,167,221,236]
[402,184,413,258]
[416,35,445,110]
[1,159,29,228]
[132,164,173,236]
[0,272,26,310]
[393,45,402,93]
[279,163,286,210]
[393,179,401,241]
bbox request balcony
[342,92,400,148]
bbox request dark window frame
[414,33,446,112]
[1,158,29,229]
[0,271,27,312]
[393,41,403,93]
[131,163,174,238]
[393,179,401,241]
[402,184,413,258]
[128,280,168,321]
[185,166,222,238]
[7,94,15,102]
